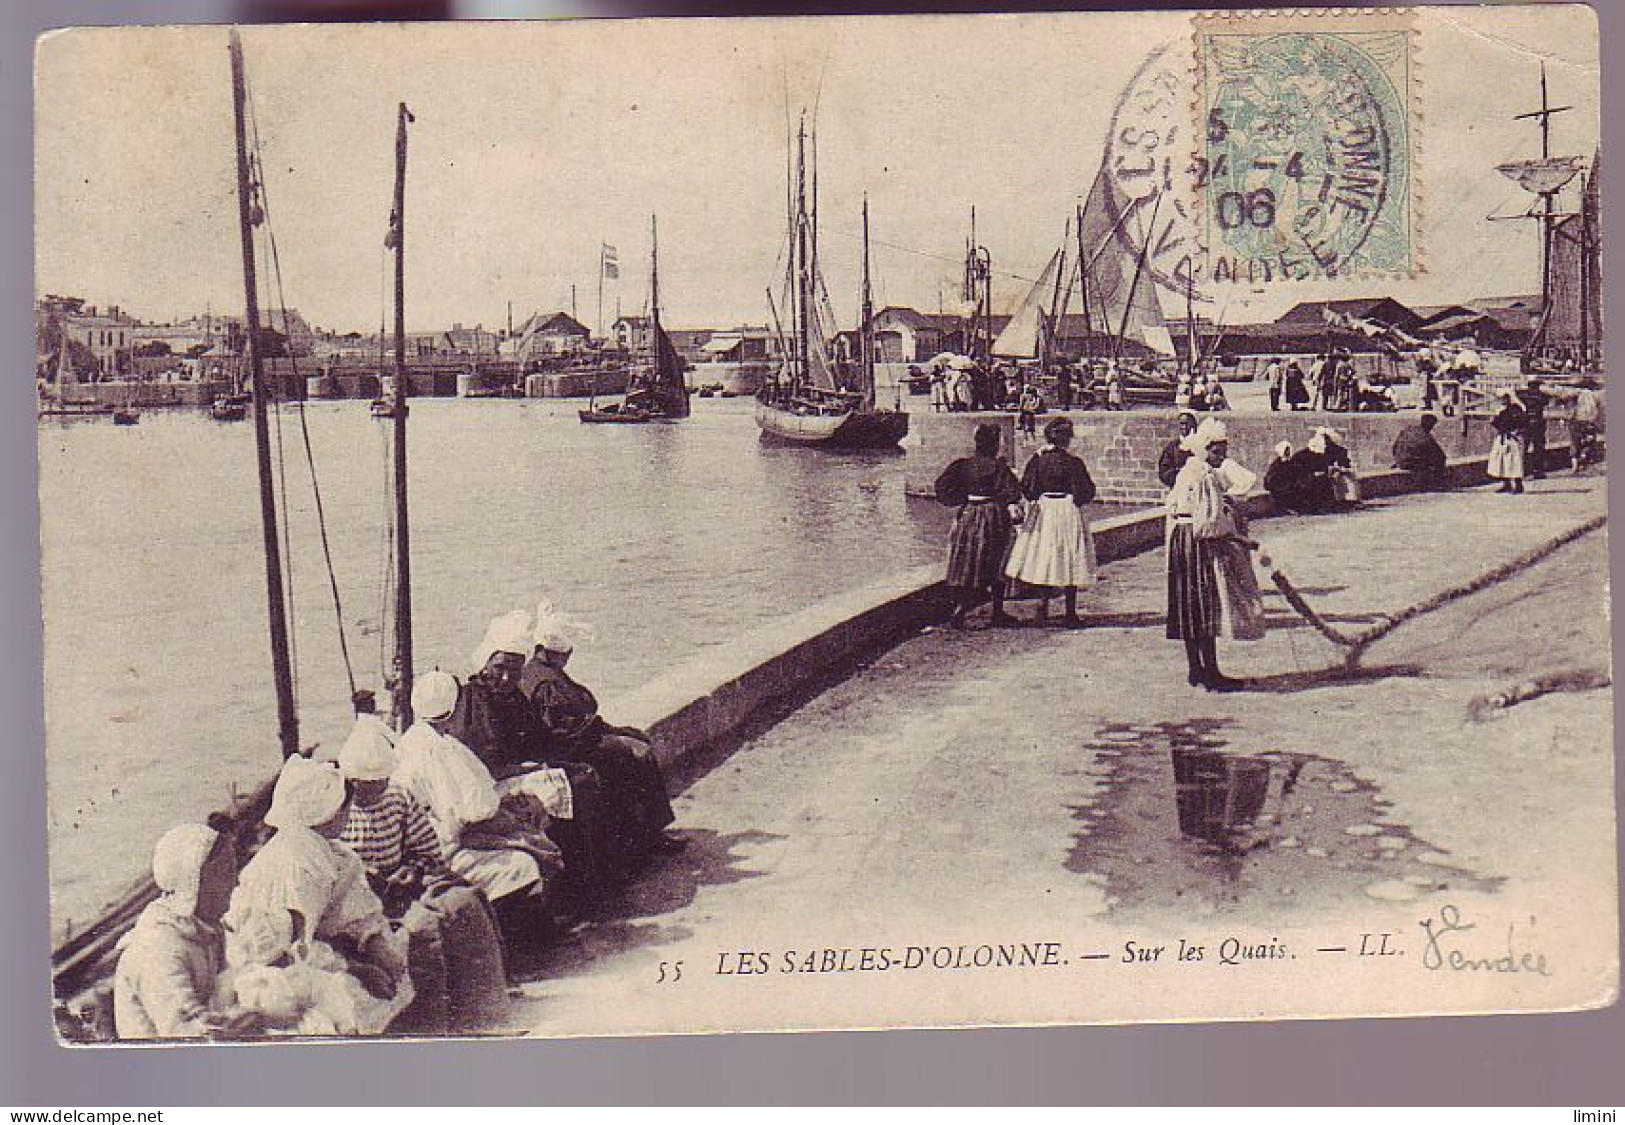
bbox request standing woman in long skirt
[1489,392,1527,494]
[934,422,1023,628]
[1004,416,1098,626]
[1166,418,1247,691]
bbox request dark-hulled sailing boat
[755,117,907,448]
[581,214,690,424]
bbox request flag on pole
[601,243,619,280]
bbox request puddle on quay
[1066,719,1501,918]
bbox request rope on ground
[1342,512,1608,666]
[1263,563,1361,648]
[1466,669,1612,722]
[1250,511,1608,662]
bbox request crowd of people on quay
[111,602,681,1041]
[1260,350,1402,414]
[931,365,1605,685]
[926,355,1174,418]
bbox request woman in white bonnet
[1165,418,1250,691]
[222,756,410,1032]
[392,670,563,914]
[521,600,683,878]
[113,822,249,1039]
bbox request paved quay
[503,472,1613,1036]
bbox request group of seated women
[111,601,679,1040]
[1263,426,1362,514]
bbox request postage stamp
[1194,9,1418,285]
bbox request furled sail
[1497,156,1584,197]
[1536,150,1602,358]
[991,250,1061,359]
[1078,168,1169,354]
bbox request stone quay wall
[905,409,1511,504]
[525,368,631,398]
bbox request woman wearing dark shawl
[934,422,1023,628]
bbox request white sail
[1078,168,1167,354]
[1139,324,1177,357]
[991,249,1061,358]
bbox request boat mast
[1185,254,1198,376]
[1514,62,1571,356]
[795,116,811,395]
[229,30,299,760]
[1113,193,1161,366]
[860,194,875,410]
[1579,169,1592,361]
[390,102,415,728]
[1045,218,1071,373]
[1075,200,1092,363]
[649,213,660,341]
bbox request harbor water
[39,396,1125,938]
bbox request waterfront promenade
[503,472,1613,1035]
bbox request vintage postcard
[36,6,1614,1044]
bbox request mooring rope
[1251,512,1608,665]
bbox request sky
[34,7,1600,334]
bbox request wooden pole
[1114,193,1160,366]
[795,118,810,394]
[391,102,415,729]
[861,194,876,410]
[229,30,299,760]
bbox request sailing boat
[112,376,141,426]
[38,335,114,418]
[580,215,691,424]
[990,244,1064,368]
[1493,64,1603,375]
[755,117,908,447]
[52,31,420,1037]
[1065,168,1178,405]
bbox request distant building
[512,311,591,361]
[1272,297,1425,335]
[694,326,778,365]
[1417,296,1540,351]
[666,329,715,365]
[440,323,498,356]
[61,305,138,376]
[611,315,653,353]
[870,307,969,364]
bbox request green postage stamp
[1195,9,1417,284]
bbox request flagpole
[597,244,604,341]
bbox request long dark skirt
[551,728,675,882]
[390,882,509,1036]
[1166,521,1222,640]
[945,499,1013,591]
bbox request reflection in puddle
[1067,720,1500,917]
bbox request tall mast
[1579,170,1592,360]
[860,194,875,410]
[390,102,415,728]
[229,30,299,760]
[1045,218,1070,372]
[1075,200,1093,362]
[1114,193,1161,365]
[1514,61,1572,351]
[1185,254,1198,375]
[795,116,810,393]
[650,213,661,337]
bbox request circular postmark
[1102,42,1206,301]
[1200,31,1406,283]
